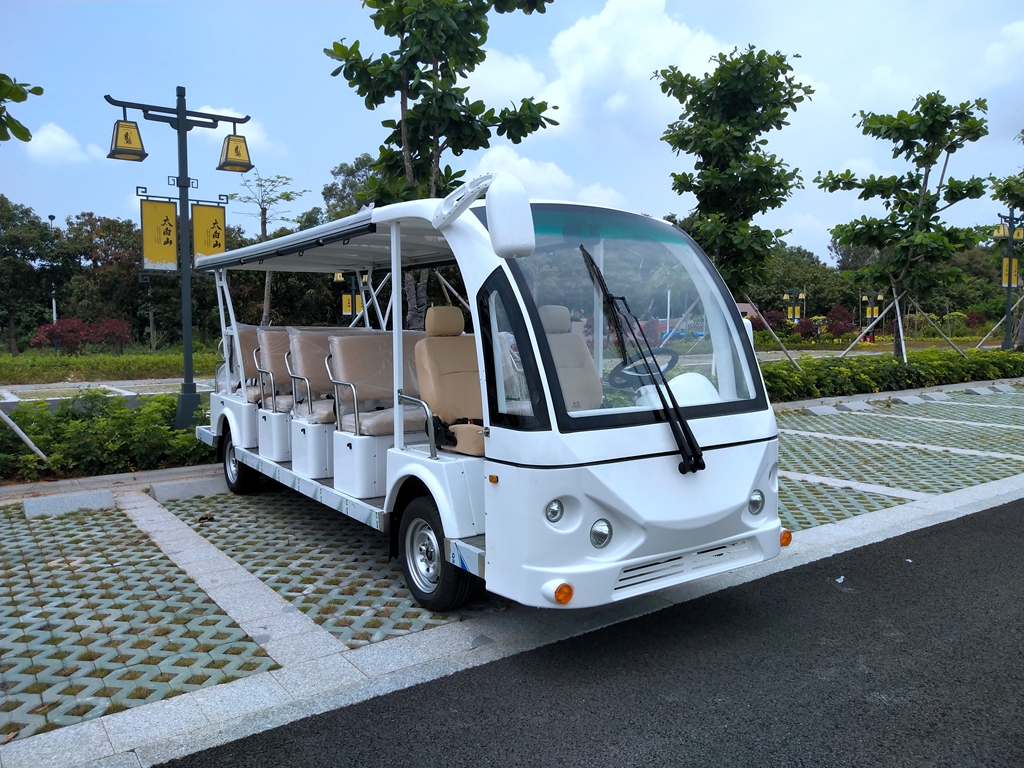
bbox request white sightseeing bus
[195,173,784,611]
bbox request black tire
[222,429,259,495]
[399,496,473,611]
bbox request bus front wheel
[399,496,473,611]
[221,430,259,495]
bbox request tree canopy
[324,0,557,203]
[657,46,812,294]
[815,91,989,356]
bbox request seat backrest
[328,330,425,404]
[539,305,602,412]
[257,327,291,393]
[288,327,379,398]
[415,306,481,424]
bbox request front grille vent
[614,539,752,591]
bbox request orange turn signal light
[780,529,792,547]
[554,583,574,605]
[488,474,499,484]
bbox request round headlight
[590,518,613,548]
[748,489,765,515]
[545,499,564,523]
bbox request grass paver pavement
[0,505,278,743]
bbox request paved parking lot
[1,380,1022,767]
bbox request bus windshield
[507,204,762,431]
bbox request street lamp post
[996,208,1021,351]
[104,87,252,429]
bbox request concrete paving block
[919,391,951,401]
[260,627,349,667]
[345,636,432,678]
[991,384,1018,393]
[0,719,112,768]
[964,387,995,395]
[893,395,924,404]
[190,673,291,724]
[237,609,321,644]
[22,489,115,518]
[835,401,874,412]
[149,476,228,503]
[802,405,840,416]
[270,653,366,698]
[101,693,209,753]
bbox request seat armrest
[397,392,436,460]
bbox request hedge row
[0,353,218,385]
[0,393,214,483]
[761,349,1024,402]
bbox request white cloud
[470,145,575,199]
[543,0,724,133]
[24,123,98,164]
[467,50,550,109]
[469,145,628,207]
[983,20,1024,85]
[577,183,627,208]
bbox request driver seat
[539,305,602,412]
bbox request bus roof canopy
[194,207,457,274]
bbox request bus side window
[478,271,550,432]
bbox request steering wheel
[608,347,680,389]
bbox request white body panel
[210,394,258,449]
[385,446,485,540]
[258,409,292,462]
[290,420,334,480]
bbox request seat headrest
[538,305,571,334]
[425,306,465,337]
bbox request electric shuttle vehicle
[195,172,784,611]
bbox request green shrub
[761,349,1024,402]
[0,393,214,482]
[0,352,218,385]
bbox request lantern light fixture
[217,123,254,173]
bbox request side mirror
[485,173,535,259]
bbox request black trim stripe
[484,434,778,471]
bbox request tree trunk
[150,309,156,353]
[260,208,271,326]
[7,315,18,356]
[404,270,429,330]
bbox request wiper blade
[579,245,704,474]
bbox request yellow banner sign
[140,200,178,271]
[192,205,226,257]
[1002,257,1019,288]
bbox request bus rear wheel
[222,429,259,495]
[399,496,473,611]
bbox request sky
[2,0,1023,264]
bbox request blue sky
[2,0,1022,262]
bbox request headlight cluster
[544,499,613,549]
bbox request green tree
[815,92,989,358]
[0,74,43,143]
[656,46,813,294]
[324,0,558,203]
[230,171,309,326]
[0,196,63,353]
[988,128,1024,348]
[322,152,376,219]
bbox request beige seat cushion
[294,398,336,424]
[415,306,484,456]
[340,406,427,437]
[539,305,603,412]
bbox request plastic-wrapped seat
[539,304,602,412]
[414,306,484,456]
[328,331,427,436]
[255,327,295,413]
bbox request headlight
[590,518,612,548]
[545,499,564,523]
[748,489,765,515]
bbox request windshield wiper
[580,245,705,474]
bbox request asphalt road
[160,502,1024,768]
